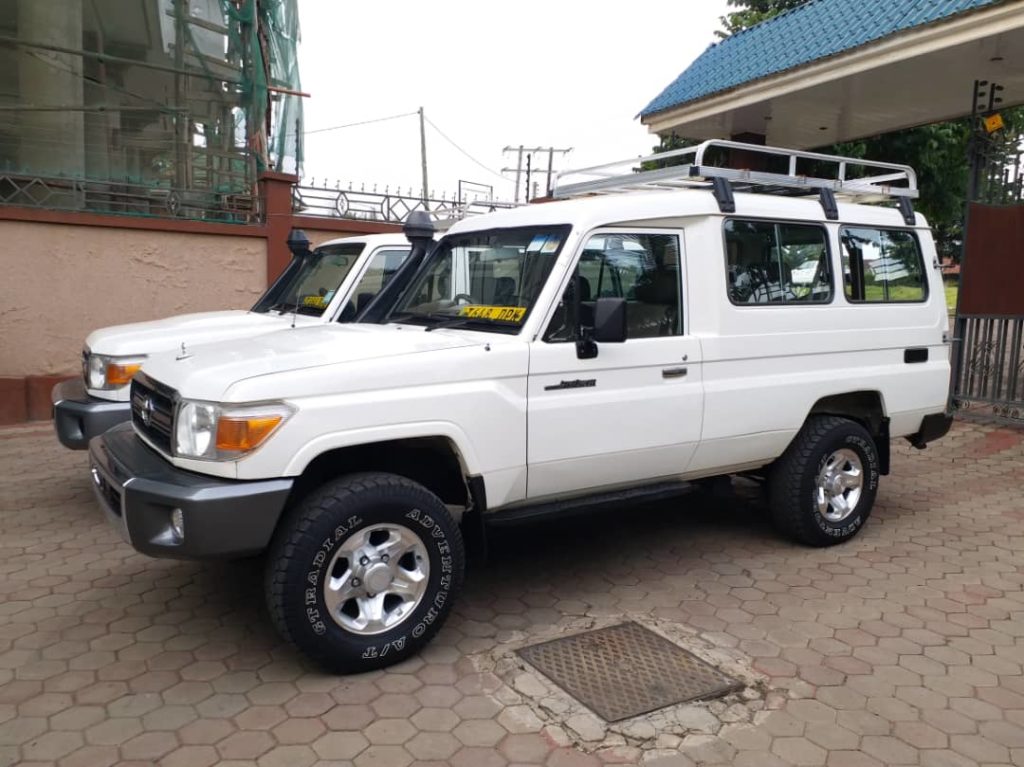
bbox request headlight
[173,400,294,460]
[84,352,146,390]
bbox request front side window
[388,226,570,334]
[725,220,832,304]
[253,242,365,317]
[545,232,682,342]
[337,248,410,322]
[841,227,927,302]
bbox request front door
[526,229,703,499]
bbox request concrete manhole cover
[517,621,743,722]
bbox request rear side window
[840,227,927,303]
[725,220,832,304]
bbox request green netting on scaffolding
[0,0,302,220]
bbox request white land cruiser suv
[53,232,413,449]
[89,142,953,673]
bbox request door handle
[662,367,688,379]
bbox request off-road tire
[769,415,880,547]
[266,472,465,674]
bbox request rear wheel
[769,415,880,546]
[266,472,464,673]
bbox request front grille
[131,375,176,454]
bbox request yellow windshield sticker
[458,305,526,322]
[301,295,328,309]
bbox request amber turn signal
[215,415,284,452]
[105,362,143,387]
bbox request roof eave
[640,0,1023,135]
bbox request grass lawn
[945,283,958,312]
[858,281,958,310]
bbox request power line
[423,115,508,182]
[304,110,417,135]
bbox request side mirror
[592,297,627,343]
[575,297,626,359]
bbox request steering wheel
[452,293,473,305]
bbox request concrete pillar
[83,81,110,181]
[18,0,85,178]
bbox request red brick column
[729,131,768,171]
[260,170,299,285]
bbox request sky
[296,0,731,204]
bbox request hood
[84,310,313,357]
[139,323,486,401]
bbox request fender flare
[283,421,482,477]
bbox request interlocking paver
[406,730,461,760]
[311,730,369,759]
[1,419,1023,766]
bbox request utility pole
[503,145,572,201]
[524,153,532,205]
[418,106,429,207]
[501,145,524,202]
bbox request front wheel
[769,415,880,546]
[266,472,465,673]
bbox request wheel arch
[806,390,890,475]
[286,435,474,511]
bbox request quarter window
[840,227,927,302]
[725,220,832,304]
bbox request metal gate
[950,81,1024,422]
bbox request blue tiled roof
[640,0,1004,117]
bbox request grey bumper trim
[89,422,294,560]
[52,378,131,450]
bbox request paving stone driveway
[1,418,1023,767]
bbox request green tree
[717,0,806,38]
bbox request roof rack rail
[552,140,919,214]
[425,199,521,229]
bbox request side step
[484,480,695,528]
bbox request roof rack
[425,198,521,229]
[553,140,919,224]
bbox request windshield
[387,226,570,334]
[252,242,366,317]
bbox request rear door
[526,228,704,499]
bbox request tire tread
[265,472,464,672]
[769,415,873,546]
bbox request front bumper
[52,379,130,450]
[89,422,294,559]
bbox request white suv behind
[88,142,953,673]
[53,232,411,449]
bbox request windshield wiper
[389,311,519,332]
[423,317,474,332]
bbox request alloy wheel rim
[815,448,864,523]
[322,522,430,636]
